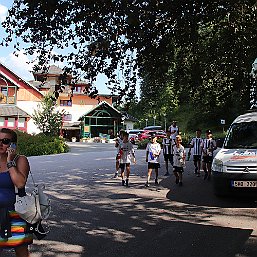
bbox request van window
[224,121,257,149]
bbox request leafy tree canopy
[1,0,257,109]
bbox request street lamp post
[153,115,156,126]
[164,113,167,131]
[145,118,148,127]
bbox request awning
[62,126,80,130]
[62,121,81,130]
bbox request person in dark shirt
[0,128,33,257]
[162,131,174,176]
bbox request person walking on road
[118,132,136,187]
[114,130,125,178]
[162,130,174,176]
[201,130,217,180]
[0,128,33,257]
[173,135,186,186]
[169,121,179,141]
[188,129,203,177]
[145,134,161,187]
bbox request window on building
[63,114,72,121]
[1,87,7,96]
[18,118,25,128]
[74,86,81,93]
[0,117,5,127]
[60,100,72,106]
[7,117,15,127]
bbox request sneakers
[126,179,129,187]
[122,180,125,186]
[145,182,150,187]
[113,172,118,178]
[164,172,170,176]
[155,179,159,185]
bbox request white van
[212,111,257,196]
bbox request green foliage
[137,139,150,149]
[2,1,257,105]
[15,130,69,157]
[32,93,65,136]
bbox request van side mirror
[216,138,224,148]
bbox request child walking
[188,129,203,177]
[145,134,161,187]
[201,130,217,180]
[162,130,174,176]
[118,132,136,187]
[173,135,186,186]
[114,130,125,178]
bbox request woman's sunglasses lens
[1,138,11,145]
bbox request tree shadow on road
[13,168,255,257]
[161,173,257,209]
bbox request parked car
[212,111,257,197]
[127,129,144,144]
[138,130,166,141]
[143,126,163,131]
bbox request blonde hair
[176,135,182,142]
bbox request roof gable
[0,61,43,99]
[79,101,121,120]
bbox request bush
[15,130,69,156]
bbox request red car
[137,130,166,141]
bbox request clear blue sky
[0,0,136,95]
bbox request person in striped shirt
[188,129,203,177]
[162,130,174,176]
[201,130,217,180]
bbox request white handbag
[15,171,51,225]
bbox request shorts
[0,210,33,249]
[119,163,130,170]
[193,155,201,162]
[173,166,184,173]
[148,162,160,169]
[164,154,173,164]
[202,155,213,164]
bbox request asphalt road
[4,142,257,257]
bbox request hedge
[15,130,69,156]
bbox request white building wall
[17,101,41,134]
[56,104,95,122]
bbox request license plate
[232,181,257,188]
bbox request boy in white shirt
[169,121,179,141]
[173,135,186,186]
[118,132,136,187]
[145,134,161,187]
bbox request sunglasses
[0,138,12,145]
